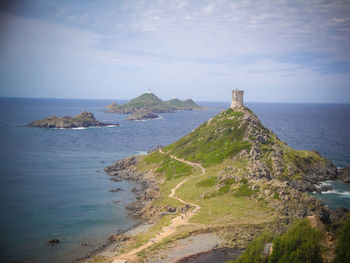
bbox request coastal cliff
[27,111,117,129]
[85,106,349,263]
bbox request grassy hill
[91,106,342,263]
[165,98,203,110]
[106,92,204,114]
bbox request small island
[106,90,205,120]
[126,109,159,121]
[27,111,118,129]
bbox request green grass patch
[204,184,230,199]
[196,176,217,187]
[156,157,193,180]
[163,109,252,167]
[234,184,258,197]
[272,193,281,200]
[284,149,325,173]
[143,151,165,164]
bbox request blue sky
[0,0,350,102]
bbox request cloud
[0,0,349,102]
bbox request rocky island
[27,111,118,129]
[84,90,349,263]
[126,109,159,121]
[106,90,204,121]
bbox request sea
[0,98,349,263]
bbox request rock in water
[127,109,159,121]
[27,111,118,129]
[48,239,60,246]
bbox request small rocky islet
[88,90,350,263]
[27,111,118,129]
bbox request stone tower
[231,89,244,109]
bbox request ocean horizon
[0,97,349,263]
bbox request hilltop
[82,105,350,263]
[105,92,204,120]
[165,98,202,110]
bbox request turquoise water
[0,98,349,262]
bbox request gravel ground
[148,233,223,263]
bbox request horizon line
[0,96,349,105]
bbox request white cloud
[0,0,350,102]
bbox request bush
[226,231,273,263]
[268,219,323,263]
[334,217,350,263]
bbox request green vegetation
[204,184,230,199]
[284,149,325,172]
[226,231,274,263]
[273,193,280,200]
[334,217,350,263]
[196,176,217,187]
[106,93,203,113]
[269,219,324,263]
[164,109,251,167]
[144,151,193,180]
[165,98,204,110]
[233,184,257,197]
[156,157,193,180]
[229,219,324,263]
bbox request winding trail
[111,150,205,263]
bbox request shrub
[268,219,324,263]
[334,217,350,263]
[226,231,273,263]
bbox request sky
[0,0,350,103]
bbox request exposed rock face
[127,109,159,121]
[337,166,350,183]
[27,111,118,129]
[104,156,160,220]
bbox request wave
[321,190,350,196]
[133,116,164,122]
[136,151,148,155]
[69,125,119,130]
[319,181,333,186]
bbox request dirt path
[111,150,205,263]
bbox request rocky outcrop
[27,111,118,129]
[104,156,160,220]
[127,109,159,121]
[337,166,350,183]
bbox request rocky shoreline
[78,151,349,263]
